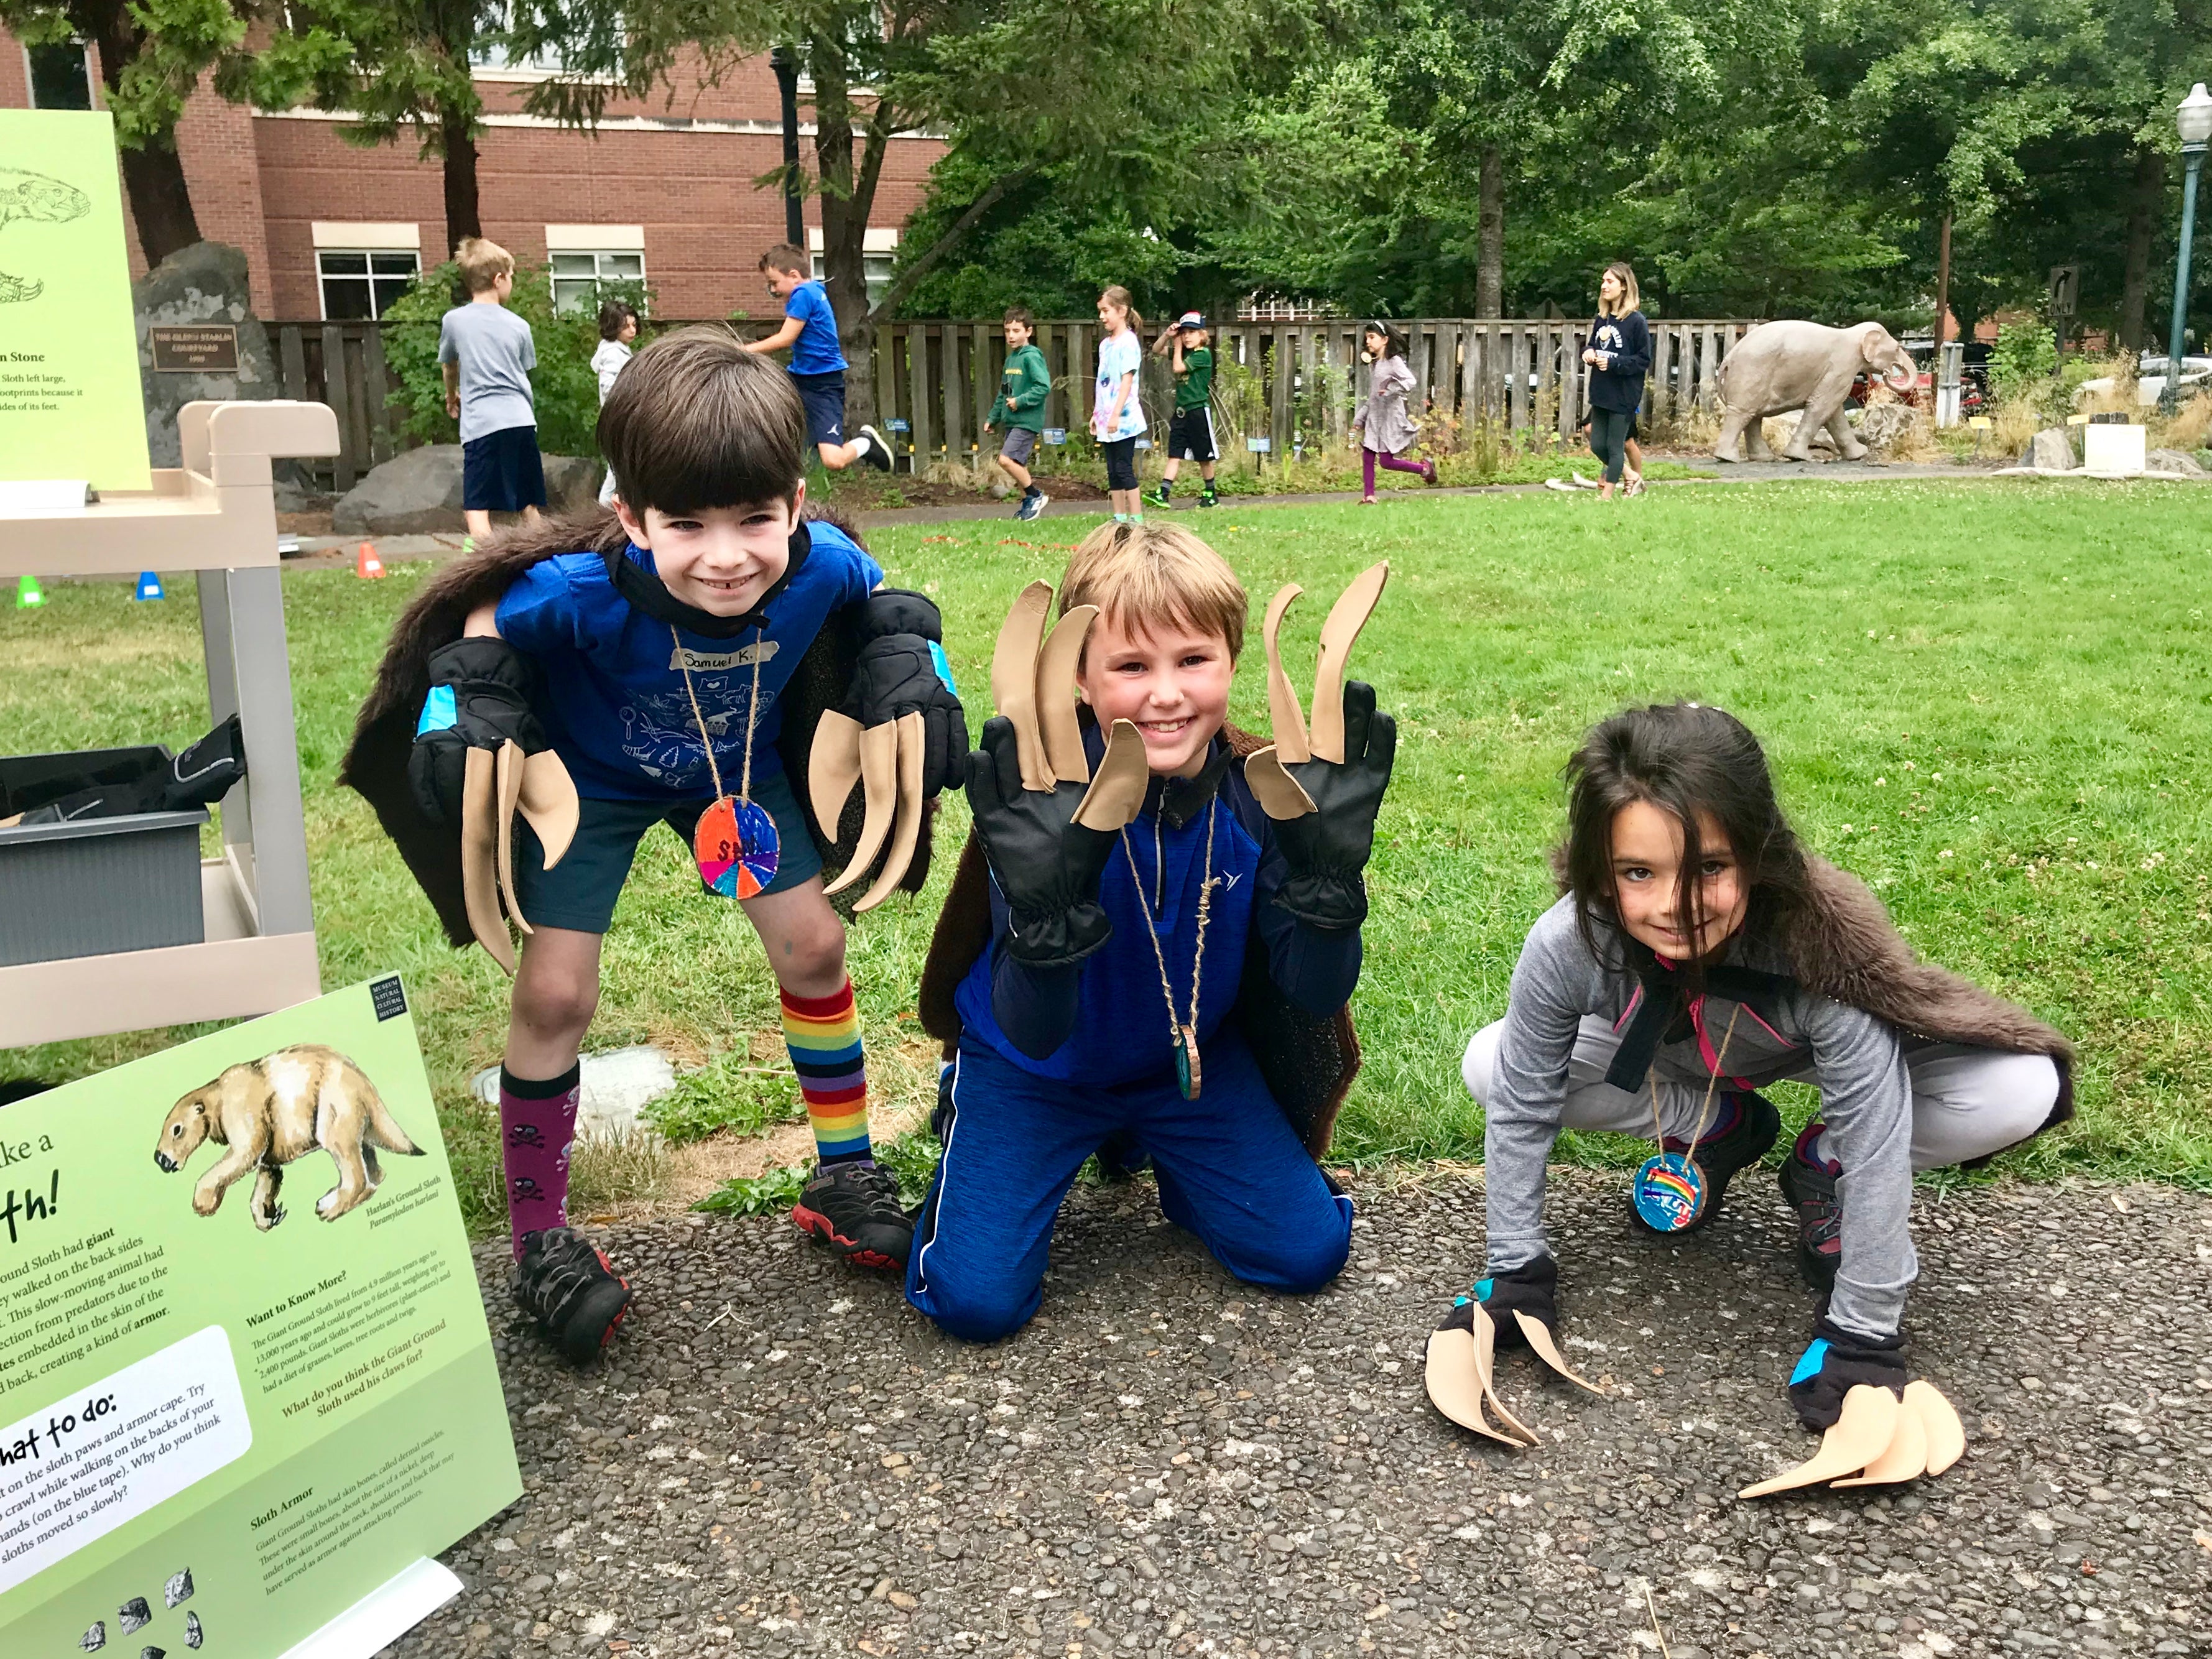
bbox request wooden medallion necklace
[1122,795,1219,1099]
[675,624,780,899]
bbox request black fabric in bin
[0,747,209,967]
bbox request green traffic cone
[16,573,45,609]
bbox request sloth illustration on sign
[0,165,91,303]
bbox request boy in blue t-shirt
[743,243,892,475]
[348,331,965,1362]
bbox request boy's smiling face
[614,487,803,616]
[1076,609,1234,779]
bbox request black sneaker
[856,424,894,471]
[1629,1089,1780,1235]
[1777,1123,1843,1292]
[512,1227,632,1363]
[792,1161,913,1272]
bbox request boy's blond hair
[1058,522,1247,660]
[456,236,514,295]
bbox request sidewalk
[386,1169,2210,1659]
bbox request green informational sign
[0,109,154,491]
[0,977,520,1652]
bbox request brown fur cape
[917,724,1361,1159]
[1782,856,2073,1146]
[339,504,928,951]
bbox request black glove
[965,714,1119,967]
[1466,1254,1559,1351]
[1269,680,1395,928]
[1788,1316,1907,1430]
[845,589,967,799]
[410,637,549,825]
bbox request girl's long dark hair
[1365,320,1407,359]
[1558,702,1812,974]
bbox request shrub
[379,260,653,459]
[1989,321,2058,408]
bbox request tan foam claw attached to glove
[812,691,933,910]
[1424,1303,1610,1450]
[1246,561,1390,821]
[983,581,1147,831]
[461,740,581,976]
[1738,1380,1965,1499]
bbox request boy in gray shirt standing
[440,237,545,542]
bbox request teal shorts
[512,767,821,933]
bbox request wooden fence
[269,317,1760,488]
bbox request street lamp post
[2162,83,2212,416]
[770,46,807,250]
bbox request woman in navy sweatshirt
[1580,262,1650,500]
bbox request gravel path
[391,1171,2212,1659]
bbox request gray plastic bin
[0,746,210,967]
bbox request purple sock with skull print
[501,1063,580,1260]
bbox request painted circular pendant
[694,797,779,899]
[1173,1025,1203,1100]
[1631,1151,1706,1232]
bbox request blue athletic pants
[905,1028,1354,1342]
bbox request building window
[318,250,421,320]
[470,1,567,75]
[549,249,645,314]
[25,42,95,110]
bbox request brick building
[0,34,943,321]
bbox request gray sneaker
[1016,491,1049,522]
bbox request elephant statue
[1713,321,1917,463]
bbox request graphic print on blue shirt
[785,280,848,376]
[493,520,881,800]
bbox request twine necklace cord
[1648,999,1742,1181]
[1122,795,1218,1050]
[673,623,766,803]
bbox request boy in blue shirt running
[744,243,892,475]
[343,330,965,1362]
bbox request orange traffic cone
[356,541,385,579]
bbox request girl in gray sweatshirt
[1451,701,2071,1430]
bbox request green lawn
[6,478,2210,1237]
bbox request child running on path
[985,305,1052,522]
[744,243,892,476]
[1145,312,1219,509]
[1093,286,1147,523]
[1443,701,2071,1433]
[1351,321,1436,503]
[440,237,546,543]
[344,331,966,1361]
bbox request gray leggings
[1588,407,1634,484]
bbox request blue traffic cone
[15,574,44,609]
[135,571,165,601]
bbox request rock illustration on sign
[154,1045,423,1229]
[0,165,90,303]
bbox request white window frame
[545,229,647,315]
[470,1,568,79]
[311,224,423,321]
[808,228,899,310]
[22,40,96,111]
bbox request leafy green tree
[0,0,248,266]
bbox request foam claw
[460,747,515,975]
[1262,585,1310,764]
[1738,1385,1902,1499]
[1244,745,1318,820]
[1308,562,1388,764]
[991,580,1057,792]
[1514,1311,1609,1396]
[824,720,899,895]
[1470,1302,1540,1446]
[494,741,532,936]
[853,712,927,912]
[1831,1389,1928,1487]
[1073,719,1149,831]
[1424,1326,1529,1447]
[1035,604,1098,784]
[807,709,866,831]
[1906,1380,1965,1477]
[517,748,578,869]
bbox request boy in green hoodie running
[985,306,1053,522]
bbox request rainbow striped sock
[782,980,870,1166]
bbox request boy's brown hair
[1003,305,1035,329]
[598,326,805,514]
[759,243,810,277]
[455,236,514,295]
[1058,522,1247,660]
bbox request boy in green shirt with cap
[986,305,1053,522]
[1147,312,1219,508]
